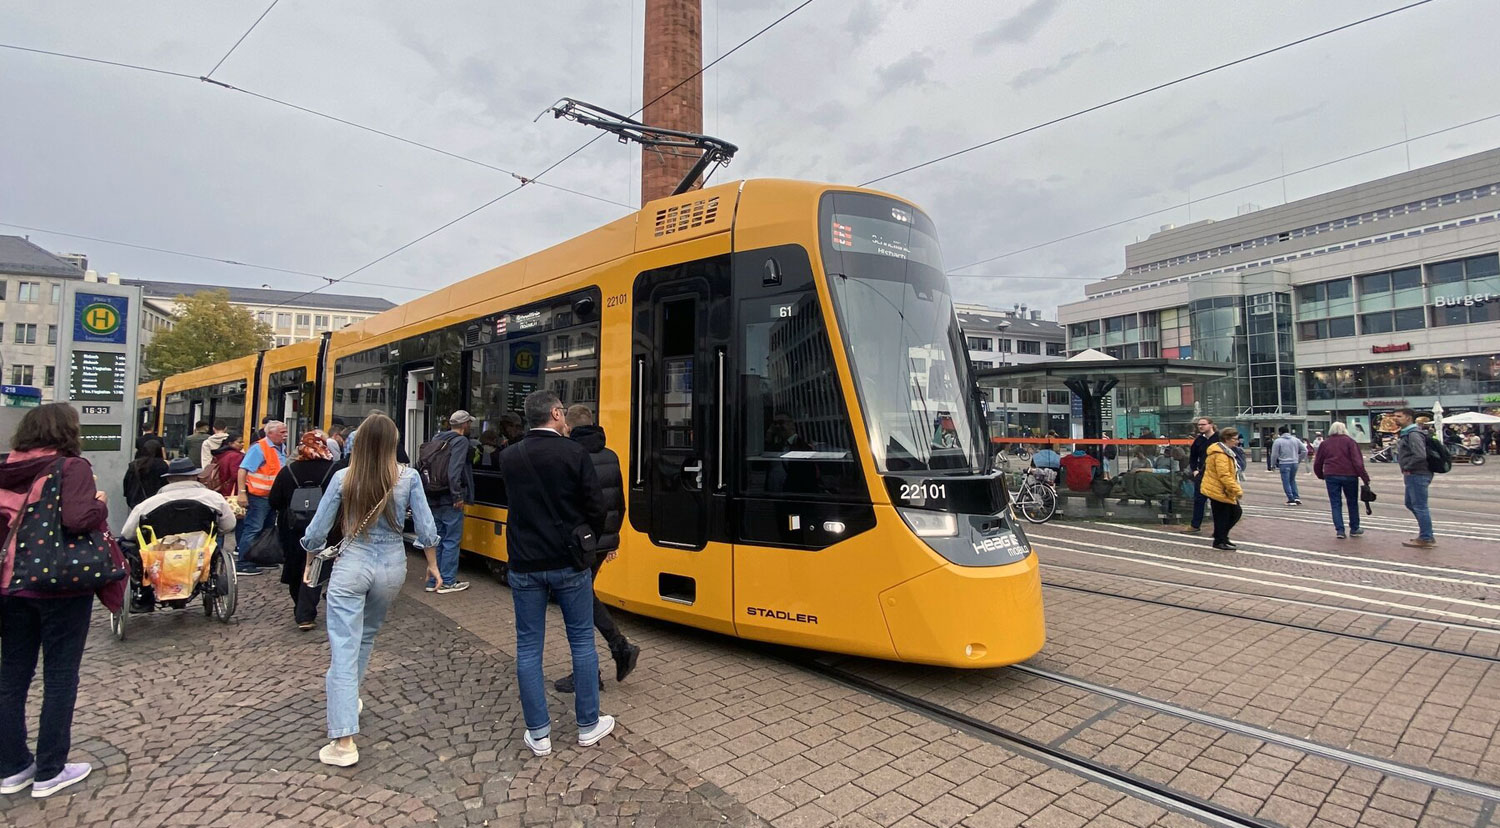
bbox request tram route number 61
[898,482,947,503]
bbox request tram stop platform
[4,463,1499,828]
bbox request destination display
[69,350,127,402]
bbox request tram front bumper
[877,554,1045,668]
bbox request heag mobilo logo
[746,607,818,624]
[972,532,1024,557]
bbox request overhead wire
[205,0,281,78]
[947,110,1500,276]
[860,0,1443,187]
[263,0,819,309]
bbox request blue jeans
[1324,475,1360,534]
[1403,473,1434,541]
[1278,462,1300,502]
[511,567,600,739]
[236,495,272,569]
[324,544,406,739]
[428,504,464,587]
[1191,484,1209,529]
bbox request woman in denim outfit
[301,414,441,766]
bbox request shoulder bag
[5,459,128,594]
[303,473,397,587]
[514,441,596,572]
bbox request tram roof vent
[654,196,720,237]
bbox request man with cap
[421,410,475,594]
[120,458,240,612]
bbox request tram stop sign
[58,283,141,527]
[74,293,129,344]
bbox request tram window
[739,291,862,498]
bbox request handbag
[304,478,395,587]
[1360,482,1377,515]
[514,441,597,572]
[5,459,127,594]
[245,528,284,567]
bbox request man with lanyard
[1180,417,1219,534]
[235,420,289,575]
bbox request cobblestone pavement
[0,574,762,828]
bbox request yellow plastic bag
[136,527,217,601]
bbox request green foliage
[143,290,271,379]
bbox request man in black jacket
[422,410,475,595]
[1181,416,1219,534]
[553,405,640,694]
[498,391,614,757]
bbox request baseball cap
[449,410,474,426]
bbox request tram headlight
[897,508,958,538]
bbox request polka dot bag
[6,459,127,593]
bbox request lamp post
[997,320,1011,437]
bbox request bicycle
[1011,468,1058,524]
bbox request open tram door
[628,256,735,633]
[403,366,435,462]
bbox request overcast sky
[5,0,1499,318]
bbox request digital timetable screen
[69,350,127,402]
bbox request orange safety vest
[244,438,284,497]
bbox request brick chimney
[641,0,703,204]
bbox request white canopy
[1065,348,1117,362]
[1441,411,1500,425]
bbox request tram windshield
[820,192,983,474]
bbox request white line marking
[1044,562,1500,635]
[1030,541,1500,624]
[1236,505,1500,538]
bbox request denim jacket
[301,466,441,553]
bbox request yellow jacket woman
[1200,441,1242,504]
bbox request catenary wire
[205,0,281,78]
[946,110,1500,275]
[263,0,819,309]
[860,0,1443,187]
[0,221,425,293]
[0,42,197,79]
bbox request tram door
[403,367,435,462]
[631,257,732,624]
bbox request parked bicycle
[1011,467,1057,523]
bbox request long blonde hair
[343,413,400,537]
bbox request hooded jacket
[1199,442,1243,504]
[570,425,624,552]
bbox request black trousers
[286,579,324,624]
[590,554,629,656]
[0,594,93,780]
[1210,500,1242,546]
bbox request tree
[143,290,272,379]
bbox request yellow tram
[140,180,1045,667]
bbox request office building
[956,302,1068,435]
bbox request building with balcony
[1059,147,1500,446]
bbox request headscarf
[297,429,333,462]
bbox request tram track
[791,654,1500,828]
[1041,569,1500,665]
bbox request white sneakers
[525,715,616,757]
[578,715,616,747]
[319,741,358,767]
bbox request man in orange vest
[234,420,289,575]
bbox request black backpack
[417,433,454,495]
[288,465,332,528]
[1425,434,1453,474]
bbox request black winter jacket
[497,430,606,573]
[570,425,624,552]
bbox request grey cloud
[1010,39,1120,90]
[973,0,1062,54]
[845,0,881,39]
[876,51,935,94]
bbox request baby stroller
[112,500,237,640]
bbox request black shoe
[553,672,605,694]
[1213,542,1237,550]
[614,643,640,683]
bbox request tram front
[819,189,1045,667]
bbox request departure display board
[80,423,123,453]
[69,351,127,402]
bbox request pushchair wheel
[110,600,127,641]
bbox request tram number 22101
[898,482,947,503]
[605,293,628,309]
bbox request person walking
[554,405,640,694]
[418,410,474,595]
[300,413,441,767]
[324,425,344,463]
[269,431,337,630]
[0,404,117,798]
[198,420,229,469]
[205,431,244,499]
[1312,422,1369,540]
[1180,417,1218,534]
[1393,408,1436,548]
[183,421,211,469]
[235,420,289,575]
[1270,426,1306,505]
[1200,427,1244,550]
[498,391,613,757]
[123,438,169,508]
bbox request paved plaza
[2,460,1498,828]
